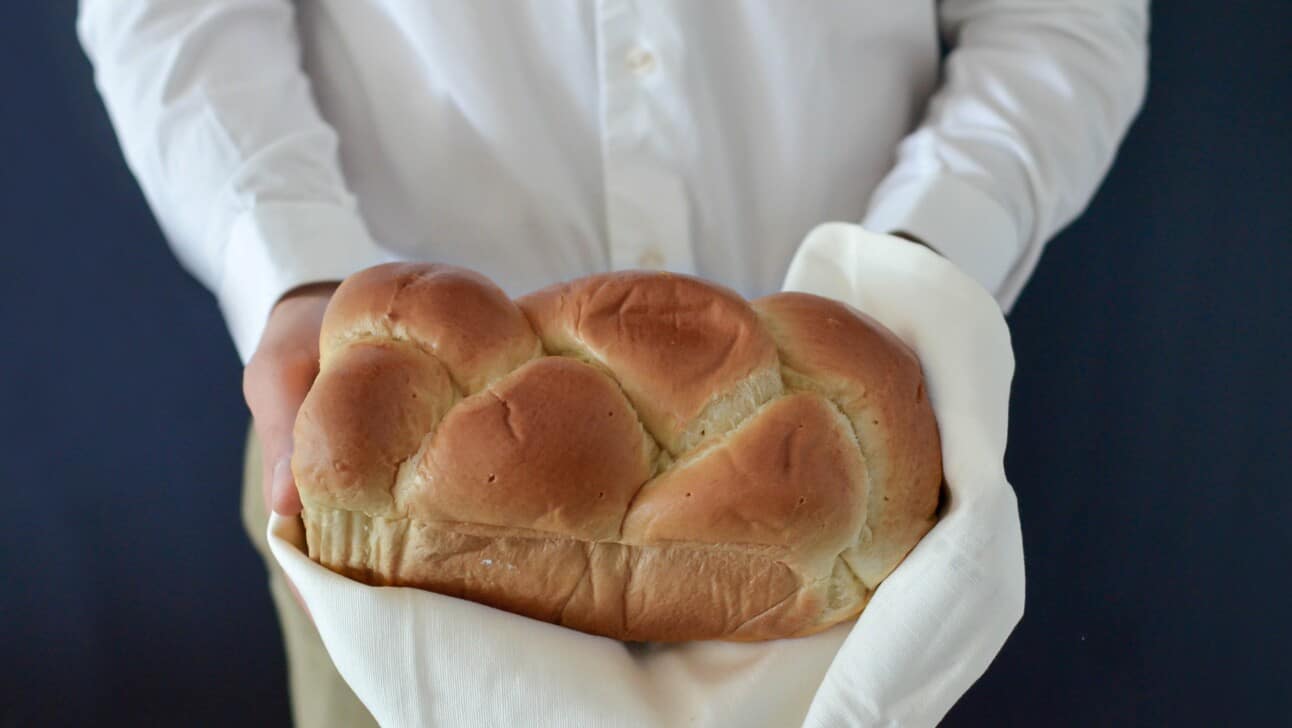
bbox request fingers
[243,284,337,517]
[246,348,319,516]
[243,286,337,627]
[270,456,302,518]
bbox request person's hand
[243,282,338,517]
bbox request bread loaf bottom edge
[302,504,871,642]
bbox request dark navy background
[3,3,1288,725]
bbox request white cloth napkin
[268,223,1025,727]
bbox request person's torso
[297,0,938,298]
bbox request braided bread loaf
[293,263,942,642]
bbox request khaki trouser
[240,427,380,728]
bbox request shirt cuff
[862,175,1020,298]
[217,203,391,362]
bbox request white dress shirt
[79,0,1147,362]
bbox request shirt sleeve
[861,0,1149,309]
[78,0,389,362]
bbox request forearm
[863,0,1149,306]
[79,0,387,360]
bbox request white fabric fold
[862,174,1020,297]
[268,223,1025,727]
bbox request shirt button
[637,247,666,268]
[625,46,658,76]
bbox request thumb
[244,283,336,518]
[270,451,302,517]
[246,353,319,517]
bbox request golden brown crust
[321,262,541,393]
[517,272,782,454]
[621,392,867,571]
[752,293,942,588]
[292,340,456,515]
[295,265,942,642]
[407,357,656,541]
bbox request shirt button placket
[596,1,692,276]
